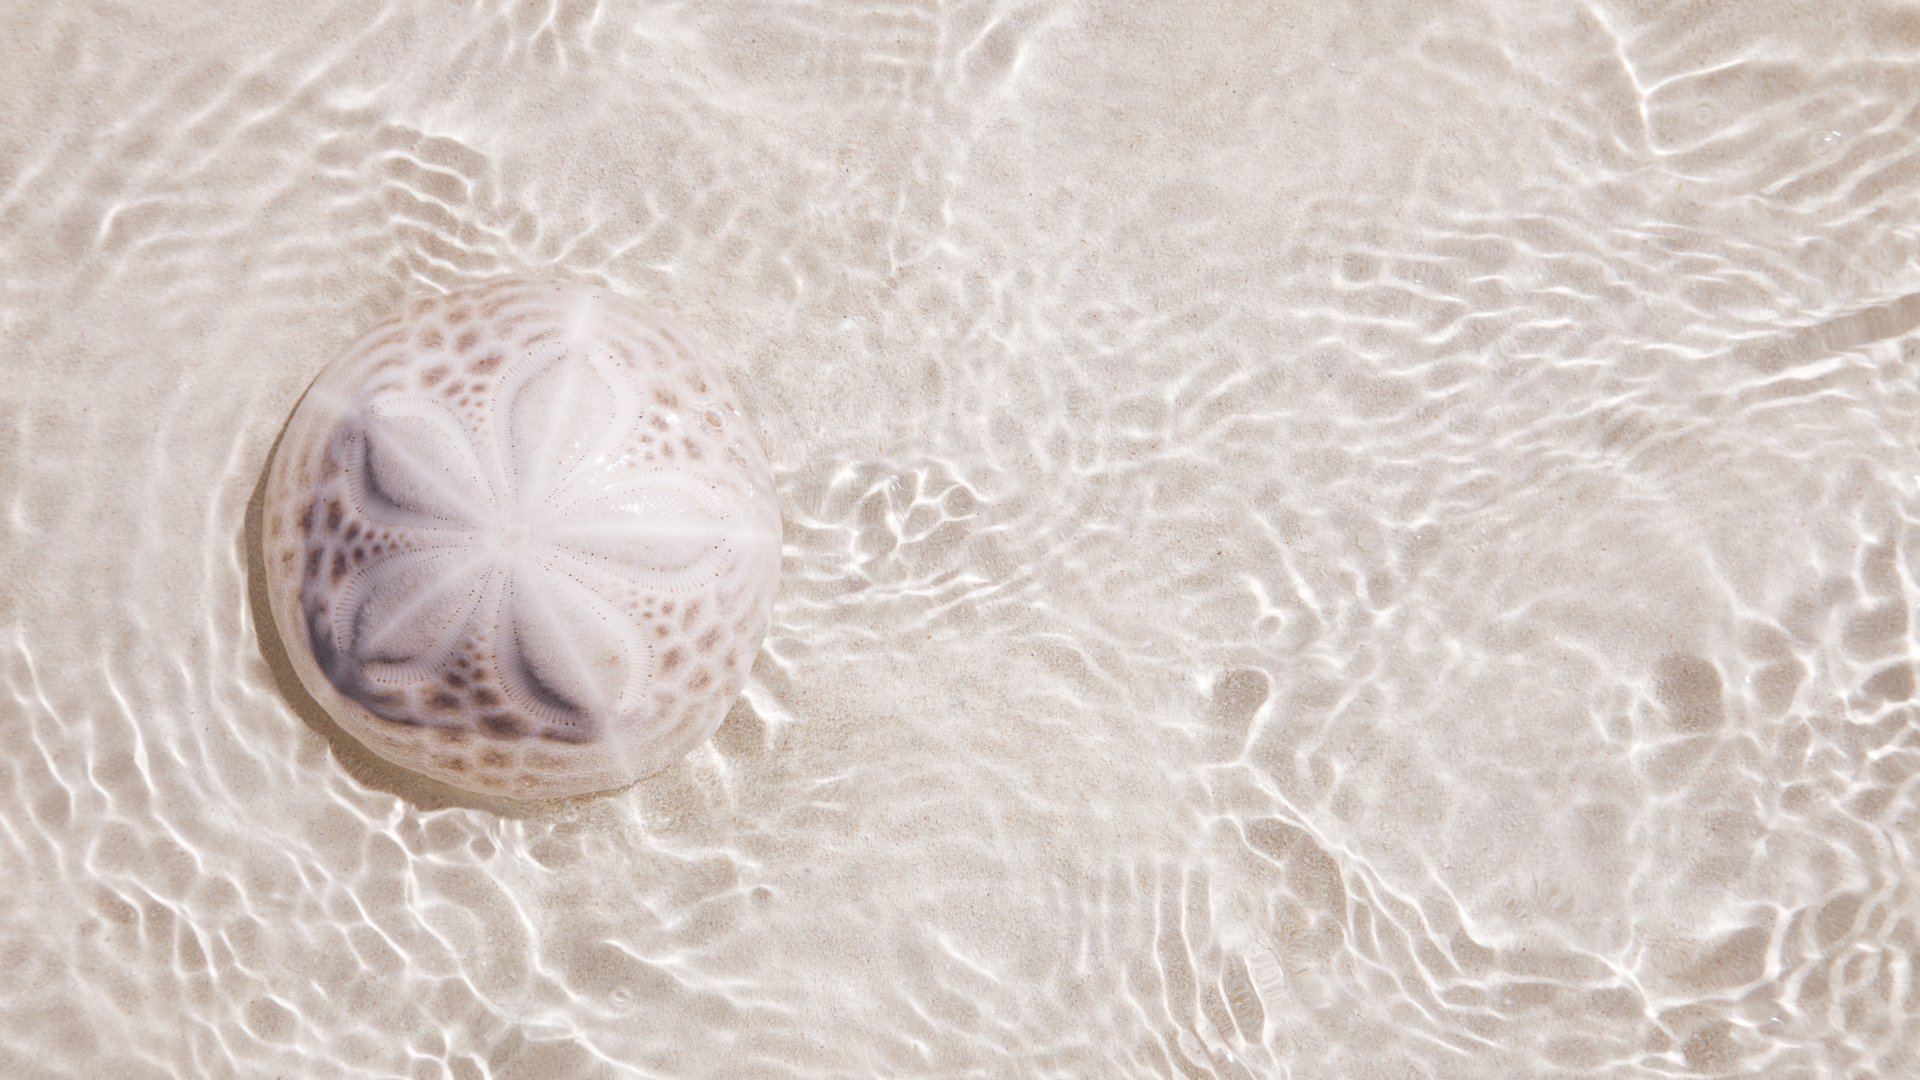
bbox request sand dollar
[263,277,782,799]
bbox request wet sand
[1,1,1917,1076]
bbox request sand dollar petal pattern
[263,277,783,799]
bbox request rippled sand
[3,1,1918,1077]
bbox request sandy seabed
[2,1,1918,1077]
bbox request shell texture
[263,277,781,799]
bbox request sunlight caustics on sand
[0,0,1917,1077]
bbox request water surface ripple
[1,0,1917,1077]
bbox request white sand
[1,1,1917,1077]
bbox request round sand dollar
[263,277,782,799]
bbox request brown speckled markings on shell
[263,277,782,799]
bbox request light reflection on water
[1,0,1917,1076]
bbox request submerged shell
[263,277,782,799]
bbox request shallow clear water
[3,1,1918,1077]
